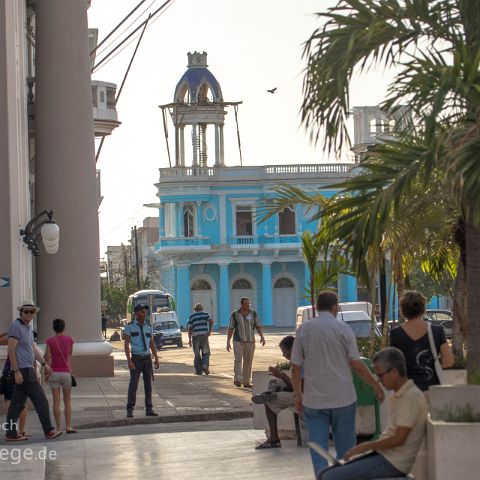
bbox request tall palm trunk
[452,257,466,358]
[465,214,480,382]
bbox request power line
[92,0,174,73]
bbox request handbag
[427,322,445,384]
[54,336,77,388]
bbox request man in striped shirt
[187,304,213,375]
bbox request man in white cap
[5,300,62,441]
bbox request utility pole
[132,226,141,290]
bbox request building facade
[154,53,358,328]
[0,1,117,375]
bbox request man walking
[319,347,428,479]
[124,304,160,418]
[5,300,62,441]
[291,291,384,477]
[226,297,265,388]
[188,303,213,375]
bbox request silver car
[424,309,453,338]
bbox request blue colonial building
[153,52,361,328]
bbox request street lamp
[20,210,60,256]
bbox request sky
[88,0,392,256]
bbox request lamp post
[20,210,60,256]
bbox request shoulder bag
[427,322,444,385]
[54,337,77,387]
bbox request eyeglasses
[376,368,392,380]
[22,310,36,315]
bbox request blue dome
[174,52,223,103]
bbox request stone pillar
[179,126,185,166]
[196,201,202,236]
[178,202,184,237]
[192,124,198,166]
[218,264,230,327]
[219,124,225,166]
[214,124,220,166]
[261,263,273,326]
[176,265,190,325]
[35,0,112,375]
[159,204,165,237]
[0,1,33,337]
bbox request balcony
[263,234,301,247]
[92,80,121,136]
[157,236,211,251]
[158,163,354,185]
[230,235,260,248]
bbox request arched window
[369,118,377,133]
[232,279,253,289]
[183,203,195,237]
[274,278,294,288]
[197,83,213,104]
[278,207,295,235]
[191,279,212,290]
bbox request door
[230,278,255,313]
[191,279,217,327]
[272,277,296,327]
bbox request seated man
[318,347,428,480]
[252,335,298,449]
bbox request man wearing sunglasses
[4,301,62,441]
[318,347,428,480]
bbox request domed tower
[168,51,234,168]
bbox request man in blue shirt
[5,300,62,441]
[187,303,213,375]
[124,304,160,418]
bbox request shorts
[48,371,72,389]
[265,391,295,414]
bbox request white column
[179,125,185,166]
[219,124,225,166]
[34,0,112,372]
[214,124,220,166]
[196,201,202,236]
[192,124,198,166]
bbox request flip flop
[255,439,281,450]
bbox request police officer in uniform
[124,304,159,418]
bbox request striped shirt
[187,311,211,336]
[228,309,261,342]
[291,311,360,409]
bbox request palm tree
[301,0,480,382]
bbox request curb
[75,409,253,430]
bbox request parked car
[295,306,381,338]
[152,312,183,348]
[424,309,453,338]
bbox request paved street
[1,330,312,479]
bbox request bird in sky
[267,87,277,94]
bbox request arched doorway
[230,278,255,313]
[191,278,217,326]
[272,277,296,327]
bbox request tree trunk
[452,257,466,358]
[466,215,480,383]
[396,267,405,324]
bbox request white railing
[263,234,301,244]
[230,235,259,246]
[159,163,353,179]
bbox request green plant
[435,403,480,423]
[356,338,382,359]
[453,355,467,370]
[277,361,291,371]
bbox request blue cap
[133,303,149,313]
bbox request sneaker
[126,411,134,418]
[252,391,277,404]
[45,430,62,440]
[233,380,241,387]
[146,410,158,417]
[243,383,253,388]
[203,367,210,375]
[5,433,28,442]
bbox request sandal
[255,439,281,450]
[66,429,77,434]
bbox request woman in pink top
[45,319,76,433]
